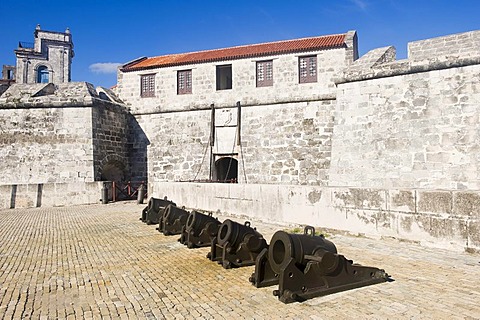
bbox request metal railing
[112,181,146,202]
[18,42,34,49]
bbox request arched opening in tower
[100,161,125,182]
[214,157,238,183]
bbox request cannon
[158,204,190,236]
[140,196,176,225]
[249,226,389,303]
[179,211,221,248]
[207,219,268,269]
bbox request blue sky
[1,0,479,88]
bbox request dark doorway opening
[100,161,125,182]
[215,157,238,183]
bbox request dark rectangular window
[216,64,232,90]
[256,60,273,87]
[299,55,317,83]
[140,74,155,97]
[177,69,192,94]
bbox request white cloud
[89,62,122,74]
[350,0,368,10]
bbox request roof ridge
[147,32,347,60]
[122,32,348,71]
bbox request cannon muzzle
[269,226,337,274]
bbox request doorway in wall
[100,160,125,182]
[214,156,238,182]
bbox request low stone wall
[0,182,107,209]
[151,182,479,252]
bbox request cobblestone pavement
[0,202,479,320]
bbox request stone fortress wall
[1,28,479,252]
[130,30,480,252]
[0,82,130,208]
[116,32,357,187]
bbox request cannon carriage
[207,219,268,269]
[179,211,222,248]
[250,226,390,303]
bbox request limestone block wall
[0,182,104,209]
[0,106,94,184]
[332,64,480,190]
[134,98,336,187]
[408,30,480,63]
[151,182,479,252]
[241,100,335,185]
[117,48,346,114]
[0,82,128,186]
[91,101,130,181]
[133,110,212,183]
[128,114,149,183]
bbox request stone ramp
[0,202,478,319]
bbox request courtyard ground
[0,201,479,319]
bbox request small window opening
[216,64,232,90]
[299,55,317,83]
[7,69,14,80]
[37,66,49,83]
[177,69,192,94]
[256,60,273,87]
[140,74,156,97]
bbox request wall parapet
[337,56,480,84]
[150,182,480,252]
[130,93,336,116]
[338,29,480,84]
[0,82,127,111]
[0,181,108,209]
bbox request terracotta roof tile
[122,33,347,72]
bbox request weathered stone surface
[390,190,416,212]
[417,191,452,215]
[333,188,386,210]
[0,83,130,184]
[0,182,104,208]
[332,64,480,190]
[453,191,480,218]
[468,219,480,248]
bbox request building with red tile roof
[121,33,350,72]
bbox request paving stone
[0,202,479,319]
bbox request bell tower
[14,24,74,84]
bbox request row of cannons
[141,197,390,304]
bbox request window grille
[140,74,155,97]
[177,69,192,94]
[256,60,273,87]
[299,55,317,83]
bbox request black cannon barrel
[268,226,337,274]
[142,196,176,224]
[185,211,221,236]
[148,197,171,212]
[185,210,220,232]
[163,204,189,224]
[217,219,264,251]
